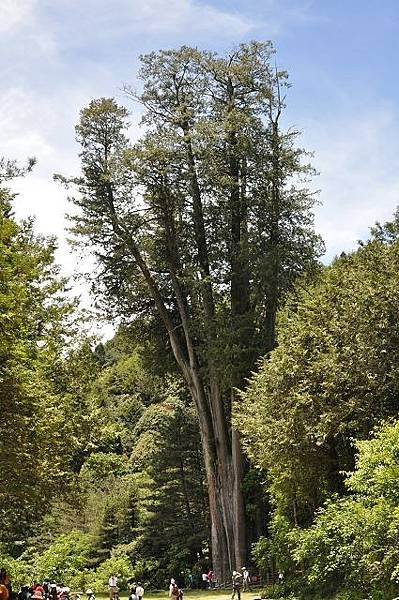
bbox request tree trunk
[226,87,251,573]
[178,118,247,579]
[183,369,247,581]
[232,427,247,569]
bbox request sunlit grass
[96,591,261,600]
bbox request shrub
[86,548,134,593]
[34,531,94,584]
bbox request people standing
[108,575,118,600]
[170,583,183,600]
[85,590,95,600]
[231,571,243,600]
[201,573,208,590]
[33,585,44,596]
[135,583,144,600]
[128,588,137,600]
[49,585,57,600]
[207,570,214,590]
[187,574,194,590]
[241,567,250,592]
[18,586,30,600]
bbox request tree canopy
[57,41,322,577]
[0,183,74,541]
[237,216,399,599]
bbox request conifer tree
[58,42,322,577]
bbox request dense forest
[2,41,399,600]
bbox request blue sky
[2,0,399,312]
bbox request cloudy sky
[2,0,399,326]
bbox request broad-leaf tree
[237,223,399,536]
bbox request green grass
[97,591,260,600]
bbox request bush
[33,531,94,584]
[289,422,399,599]
[0,547,32,589]
[253,421,399,599]
[86,548,134,593]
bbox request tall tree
[57,42,322,578]
[0,182,74,543]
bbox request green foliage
[237,218,399,599]
[33,531,94,584]
[59,43,323,391]
[0,547,32,589]
[128,392,209,584]
[86,548,134,593]
[238,236,399,525]
[57,43,324,576]
[0,157,208,586]
[0,185,76,543]
[51,333,208,586]
[288,421,399,599]
[80,453,130,486]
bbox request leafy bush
[289,421,399,599]
[0,547,32,589]
[34,531,94,584]
[86,548,134,593]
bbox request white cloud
[0,86,77,253]
[302,103,399,261]
[49,0,255,43]
[0,88,53,168]
[4,0,398,339]
[130,0,255,35]
[0,0,35,33]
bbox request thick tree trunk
[183,371,246,582]
[178,119,247,579]
[226,90,251,573]
[203,436,245,581]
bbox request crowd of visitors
[0,570,147,600]
[0,572,82,600]
[168,565,253,600]
[0,563,256,600]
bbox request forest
[2,41,399,600]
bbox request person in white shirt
[128,588,137,600]
[108,575,118,600]
[241,567,250,591]
[135,584,144,600]
[169,579,175,597]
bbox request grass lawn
[97,591,261,600]
[147,592,259,600]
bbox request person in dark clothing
[231,571,243,600]
[18,587,30,600]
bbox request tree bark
[178,114,247,578]
[226,81,251,571]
